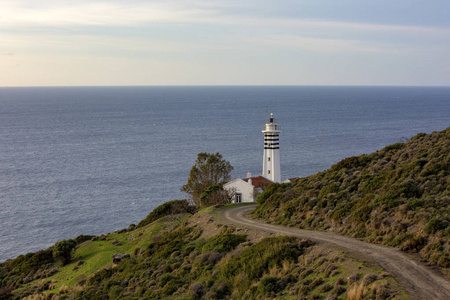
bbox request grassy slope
[3,218,170,299]
[48,221,167,290]
[251,128,450,277]
[1,206,407,300]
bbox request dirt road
[219,204,450,300]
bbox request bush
[196,251,223,265]
[318,184,339,199]
[220,236,305,281]
[88,268,115,285]
[412,132,427,140]
[146,227,199,259]
[74,235,96,245]
[424,218,447,234]
[382,142,405,152]
[201,234,247,253]
[136,200,195,228]
[399,236,425,252]
[52,239,77,265]
[257,276,281,295]
[255,183,285,205]
[199,185,232,208]
[331,155,372,171]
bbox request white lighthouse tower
[262,113,281,183]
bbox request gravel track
[219,204,450,300]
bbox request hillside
[251,128,449,278]
[0,203,407,299]
[1,128,448,299]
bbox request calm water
[0,86,449,261]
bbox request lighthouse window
[268,170,271,174]
[268,157,271,161]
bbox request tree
[52,239,77,265]
[199,185,235,208]
[181,152,233,207]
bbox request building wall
[224,179,255,203]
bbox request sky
[1,0,450,86]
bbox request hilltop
[252,128,449,278]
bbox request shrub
[146,227,199,259]
[318,184,339,199]
[361,273,377,286]
[399,236,425,252]
[255,183,284,205]
[257,276,281,295]
[52,239,77,265]
[58,285,70,294]
[74,235,96,245]
[319,283,332,293]
[382,142,405,152]
[220,236,305,281]
[412,132,427,140]
[424,218,447,234]
[331,155,372,171]
[201,234,247,253]
[136,200,195,228]
[196,251,223,265]
[189,282,204,296]
[199,185,232,208]
[88,268,115,285]
[2,248,55,282]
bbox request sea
[0,86,449,262]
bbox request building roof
[243,176,273,188]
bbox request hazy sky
[1,0,450,86]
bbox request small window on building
[268,157,271,161]
[268,170,271,174]
[235,193,242,203]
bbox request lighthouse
[262,113,281,182]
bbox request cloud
[0,52,13,56]
[0,2,217,27]
[250,34,407,54]
[1,1,448,37]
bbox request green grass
[44,220,166,292]
[197,205,216,215]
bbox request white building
[224,113,282,203]
[224,173,273,203]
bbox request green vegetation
[181,152,233,207]
[0,204,405,299]
[201,234,247,253]
[251,128,450,277]
[52,239,77,265]
[136,199,195,228]
[200,184,233,208]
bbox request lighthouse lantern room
[262,113,281,183]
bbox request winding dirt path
[218,205,450,300]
